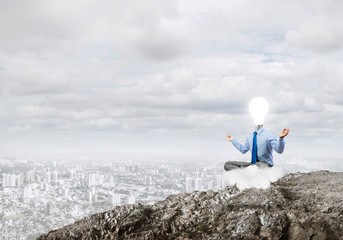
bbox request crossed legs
[224,161,270,171]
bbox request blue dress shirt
[231,128,285,167]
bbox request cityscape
[0,155,341,240]
[0,156,227,240]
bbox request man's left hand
[280,128,289,138]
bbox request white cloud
[0,0,342,159]
[285,1,343,52]
[222,165,284,190]
[286,20,343,52]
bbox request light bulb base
[256,124,263,131]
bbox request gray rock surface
[38,171,343,240]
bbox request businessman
[224,127,289,171]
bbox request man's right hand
[227,135,234,141]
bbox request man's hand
[280,128,289,138]
[227,135,234,141]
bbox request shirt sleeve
[269,136,285,153]
[231,138,250,154]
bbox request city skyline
[0,156,225,239]
[1,154,342,239]
[1,1,343,161]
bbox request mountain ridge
[38,171,343,240]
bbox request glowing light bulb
[249,97,269,126]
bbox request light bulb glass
[249,97,269,125]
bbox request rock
[38,171,343,240]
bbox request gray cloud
[134,32,191,61]
[5,69,70,95]
[0,0,189,61]
[0,0,342,159]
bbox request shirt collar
[256,127,264,135]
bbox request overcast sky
[0,0,342,161]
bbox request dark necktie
[251,131,257,164]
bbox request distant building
[185,177,194,192]
[22,185,32,201]
[52,172,59,183]
[88,191,94,203]
[195,172,201,178]
[2,173,22,187]
[87,172,99,187]
[194,178,202,191]
[17,173,24,187]
[108,193,121,206]
[216,175,223,190]
[25,170,35,183]
[33,188,40,199]
[45,172,52,183]
[61,188,68,198]
[88,187,96,203]
[47,203,58,215]
[41,182,50,191]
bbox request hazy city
[1,155,341,240]
[0,156,222,239]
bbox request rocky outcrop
[38,171,343,240]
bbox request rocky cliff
[38,171,343,240]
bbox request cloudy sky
[0,0,342,160]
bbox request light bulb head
[249,97,269,126]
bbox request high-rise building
[2,173,9,187]
[17,173,24,187]
[216,175,223,190]
[88,187,96,203]
[87,172,99,187]
[25,170,35,183]
[98,174,104,185]
[108,193,121,206]
[47,203,58,215]
[195,172,201,178]
[2,173,20,187]
[33,188,40,199]
[23,185,33,200]
[52,172,58,183]
[194,178,202,191]
[185,177,194,192]
[45,172,51,183]
[88,191,94,203]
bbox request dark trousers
[224,161,270,171]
